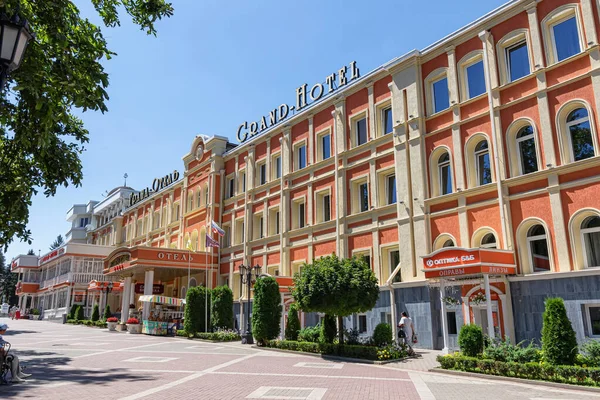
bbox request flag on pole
[206,234,220,248]
[211,221,225,237]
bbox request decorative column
[439,278,449,354]
[142,269,154,320]
[121,276,132,323]
[484,275,494,339]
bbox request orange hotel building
[13,0,600,350]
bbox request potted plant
[126,317,141,334]
[29,308,40,320]
[107,316,119,331]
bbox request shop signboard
[135,283,164,295]
[422,248,516,279]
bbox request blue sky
[5,0,507,260]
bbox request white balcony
[66,204,88,222]
[39,272,118,289]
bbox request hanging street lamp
[0,8,34,89]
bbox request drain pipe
[480,30,508,248]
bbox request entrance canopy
[138,295,184,306]
[422,247,516,279]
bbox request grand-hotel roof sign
[236,61,360,143]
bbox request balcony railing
[39,272,119,289]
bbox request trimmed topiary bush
[68,306,76,320]
[285,303,301,341]
[252,276,282,345]
[91,304,99,322]
[75,305,84,321]
[184,286,212,335]
[103,304,112,321]
[373,322,393,347]
[458,324,484,357]
[321,314,337,344]
[211,285,234,330]
[542,297,578,366]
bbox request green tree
[49,235,64,250]
[67,305,76,320]
[184,286,211,335]
[252,276,282,345]
[211,285,234,329]
[458,324,484,357]
[0,253,18,305]
[75,305,84,321]
[320,314,337,344]
[26,249,35,255]
[542,297,578,365]
[103,304,111,320]
[0,1,174,251]
[372,323,393,347]
[91,304,99,322]
[292,255,379,344]
[285,303,300,341]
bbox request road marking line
[73,341,172,359]
[119,372,206,400]
[409,372,436,400]
[211,371,411,382]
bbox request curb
[253,345,411,365]
[429,368,600,393]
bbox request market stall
[138,295,184,336]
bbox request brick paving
[2,318,600,399]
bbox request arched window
[205,184,209,205]
[527,225,550,272]
[516,125,538,174]
[474,141,491,185]
[197,190,202,208]
[438,152,453,195]
[582,216,600,268]
[480,233,497,249]
[443,239,455,248]
[187,190,194,211]
[189,278,197,288]
[567,108,594,162]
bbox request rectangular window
[299,203,305,228]
[358,315,367,333]
[432,77,449,113]
[386,175,396,205]
[259,164,266,185]
[588,306,600,336]
[224,225,231,247]
[275,155,281,179]
[297,145,307,170]
[507,42,530,82]
[553,16,581,62]
[383,107,393,135]
[275,211,280,234]
[359,183,369,212]
[240,171,246,193]
[447,311,458,335]
[390,250,401,283]
[227,178,235,198]
[466,60,485,99]
[321,134,331,160]
[356,117,367,146]
[323,194,331,222]
[259,216,264,239]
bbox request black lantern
[104,281,114,295]
[239,264,261,344]
[0,9,33,88]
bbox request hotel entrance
[422,248,517,352]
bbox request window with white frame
[443,239,455,248]
[567,108,595,162]
[136,219,142,236]
[292,199,305,229]
[239,170,246,193]
[272,154,281,179]
[223,224,231,247]
[382,105,393,135]
[358,315,367,333]
[516,125,539,175]
[438,152,453,195]
[527,224,550,272]
[257,162,267,186]
[235,219,244,245]
[542,6,583,65]
[459,52,486,100]
[480,233,497,249]
[386,174,397,205]
[187,190,194,212]
[582,216,600,268]
[153,211,160,230]
[427,70,450,114]
[584,304,600,336]
[295,143,307,170]
[196,189,202,208]
[315,190,331,223]
[162,206,167,227]
[351,178,369,214]
[172,202,180,222]
[316,130,331,161]
[353,115,368,147]
[474,140,492,186]
[253,214,264,240]
[497,30,532,85]
[205,184,209,205]
[354,250,371,270]
[227,176,235,198]
[268,207,280,236]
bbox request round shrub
[91,304,100,322]
[252,276,282,345]
[321,314,337,344]
[285,303,301,341]
[458,324,484,357]
[373,322,393,347]
[211,285,234,330]
[542,297,578,365]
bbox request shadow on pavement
[3,330,42,335]
[2,348,156,398]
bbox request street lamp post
[0,9,34,90]
[103,282,113,314]
[239,264,261,345]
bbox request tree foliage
[103,304,111,320]
[252,276,282,345]
[285,303,300,341]
[211,285,234,330]
[0,252,17,305]
[458,324,484,357]
[291,255,379,343]
[75,305,84,321]
[49,234,64,250]
[542,297,578,365]
[0,0,174,250]
[91,304,99,321]
[184,286,211,334]
[320,314,337,344]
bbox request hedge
[66,319,107,328]
[176,330,241,342]
[264,340,381,361]
[438,354,600,387]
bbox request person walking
[398,311,417,356]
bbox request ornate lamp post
[239,264,261,344]
[0,9,34,89]
[103,282,113,313]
